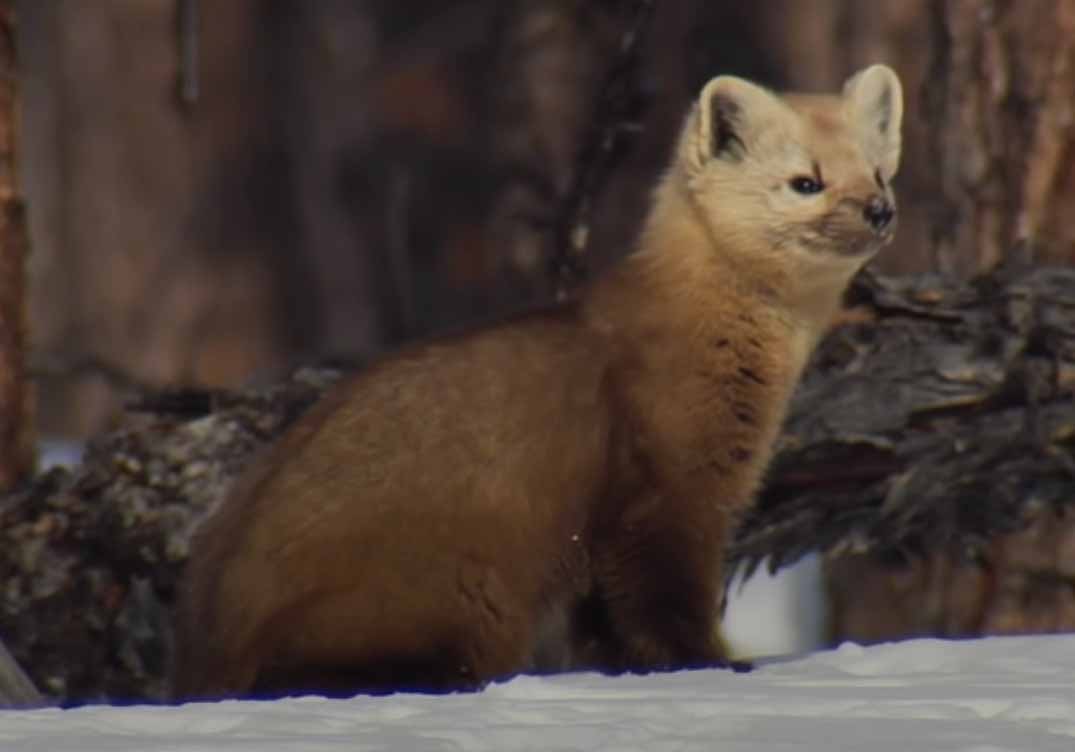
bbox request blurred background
[4,2,1075,699]
[17,0,1075,439]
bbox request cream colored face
[682,65,904,266]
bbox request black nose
[864,196,894,231]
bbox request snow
[724,553,827,659]
[38,439,83,470]
[4,634,1075,751]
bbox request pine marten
[173,65,903,700]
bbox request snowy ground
[4,634,1075,751]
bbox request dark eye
[789,176,824,194]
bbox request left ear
[843,64,903,179]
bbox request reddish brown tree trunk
[927,0,1075,274]
[0,0,33,490]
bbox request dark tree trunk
[0,0,33,490]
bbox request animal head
[674,65,903,284]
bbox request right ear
[843,64,903,178]
[693,75,791,166]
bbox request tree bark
[927,0,1075,274]
[0,0,34,490]
[28,0,294,437]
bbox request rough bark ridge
[927,0,1075,274]
[4,266,1075,704]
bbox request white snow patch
[38,439,83,470]
[4,635,1075,751]
[723,553,826,659]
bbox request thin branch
[550,0,655,299]
[176,0,200,106]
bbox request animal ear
[843,64,903,179]
[694,75,790,165]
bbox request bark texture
[927,0,1075,274]
[0,0,33,490]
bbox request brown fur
[172,65,904,700]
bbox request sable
[173,65,903,700]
